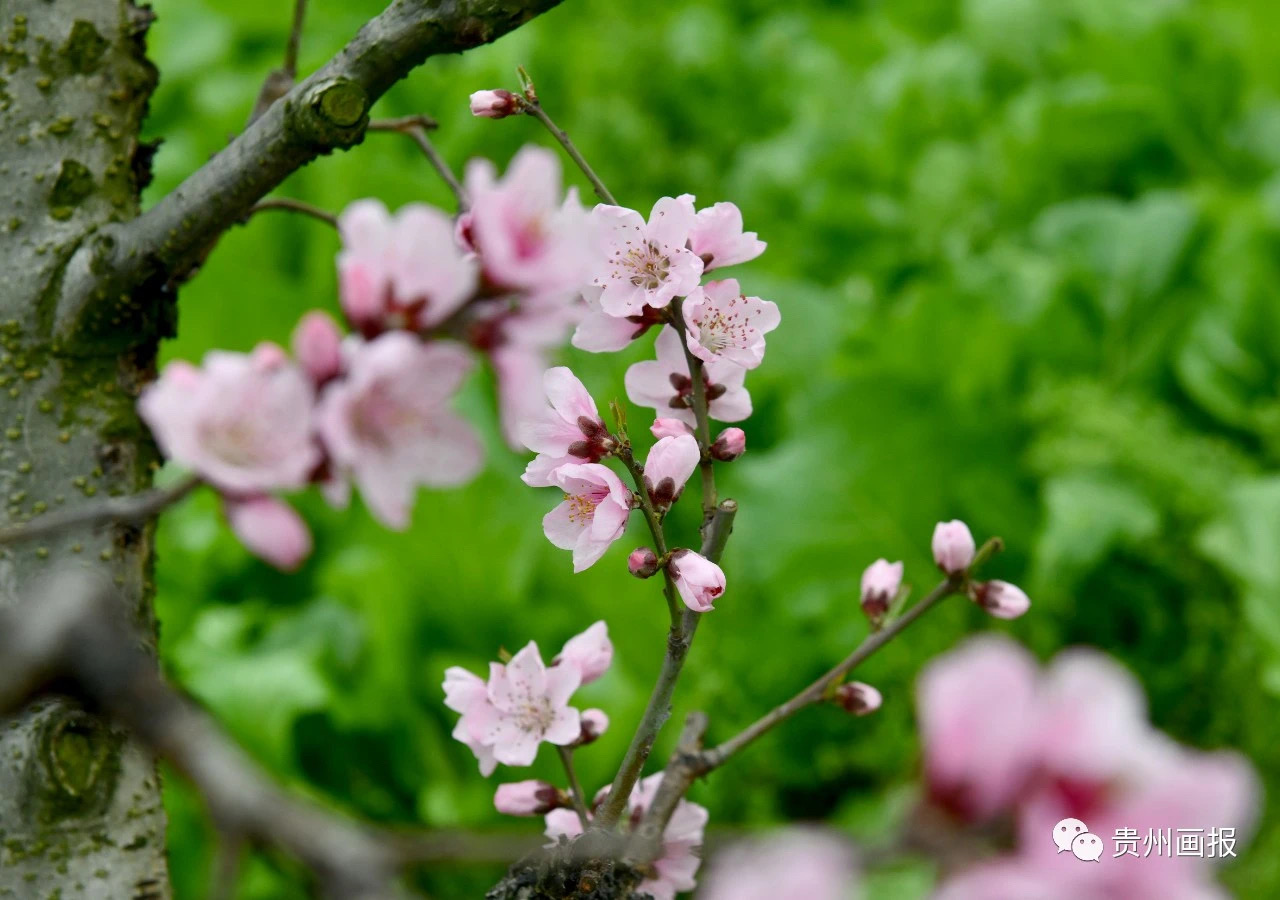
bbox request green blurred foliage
[143,0,1280,895]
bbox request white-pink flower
[699,828,856,900]
[688,200,766,271]
[543,773,708,900]
[589,196,703,316]
[291,310,344,385]
[650,417,693,439]
[337,199,477,336]
[642,434,700,510]
[571,284,668,353]
[668,549,725,612]
[139,343,319,495]
[518,367,613,487]
[541,463,632,572]
[443,666,499,776]
[932,519,976,575]
[316,333,483,529]
[625,326,751,427]
[974,580,1031,619]
[223,495,312,571]
[473,642,583,767]
[682,279,779,369]
[555,620,613,685]
[464,146,594,296]
[494,780,560,816]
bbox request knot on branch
[291,78,369,149]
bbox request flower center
[563,491,600,525]
[611,241,671,290]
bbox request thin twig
[247,0,310,124]
[616,446,681,627]
[0,475,201,546]
[282,0,308,81]
[523,102,617,206]
[557,746,591,832]
[367,117,467,210]
[248,197,339,228]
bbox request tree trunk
[0,1,170,896]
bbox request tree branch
[367,116,468,210]
[55,0,566,339]
[0,475,201,546]
[249,197,339,228]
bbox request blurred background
[144,0,1280,896]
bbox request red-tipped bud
[932,519,976,576]
[494,780,561,816]
[859,559,902,621]
[710,427,746,461]
[470,89,522,119]
[628,547,659,579]
[973,580,1031,620]
[574,708,609,747]
[833,682,882,716]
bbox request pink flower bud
[860,559,902,620]
[973,580,1031,619]
[470,89,522,119]
[710,427,746,461]
[628,547,659,579]
[223,495,313,571]
[576,708,609,746]
[833,682,882,716]
[291,311,344,385]
[494,780,561,816]
[932,519,975,575]
[668,549,726,612]
[650,418,693,440]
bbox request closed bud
[470,89,522,119]
[710,427,746,461]
[932,519,975,575]
[628,547,659,579]
[494,780,561,816]
[291,311,344,386]
[575,708,609,746]
[860,559,903,621]
[833,682,882,716]
[973,580,1031,620]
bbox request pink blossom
[223,495,312,571]
[699,828,856,900]
[464,146,594,296]
[316,333,483,529]
[643,434,700,510]
[442,667,499,776]
[518,367,613,487]
[625,326,751,427]
[688,200,766,271]
[974,580,1031,619]
[139,344,319,495]
[932,519,976,575]
[650,417,693,439]
[682,279,779,369]
[542,463,632,572]
[628,546,660,579]
[542,774,708,900]
[668,549,725,612]
[710,427,746,461]
[470,89,522,119]
[571,284,668,352]
[859,558,903,620]
[336,199,477,336]
[577,708,609,745]
[291,311,344,385]
[494,780,560,816]
[555,620,613,685]
[589,196,703,316]
[491,344,551,453]
[833,681,882,716]
[472,642,582,767]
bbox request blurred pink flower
[554,620,613,685]
[337,199,477,336]
[625,326,751,427]
[577,708,609,745]
[859,558,903,620]
[683,278,779,369]
[139,343,319,495]
[542,463,632,572]
[223,495,312,571]
[494,780,560,816]
[668,549,726,612]
[974,580,1031,619]
[699,828,856,900]
[688,200,766,271]
[589,196,703,316]
[932,519,976,575]
[464,147,594,296]
[643,434,700,510]
[316,333,482,529]
[468,642,583,768]
[834,682,882,716]
[291,310,344,386]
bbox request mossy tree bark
[0,1,170,897]
[0,0,565,897]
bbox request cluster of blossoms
[921,636,1257,899]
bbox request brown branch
[248,0,311,124]
[0,475,201,546]
[522,100,617,206]
[55,0,566,338]
[616,445,681,627]
[367,116,468,210]
[249,197,339,228]
[557,746,591,831]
